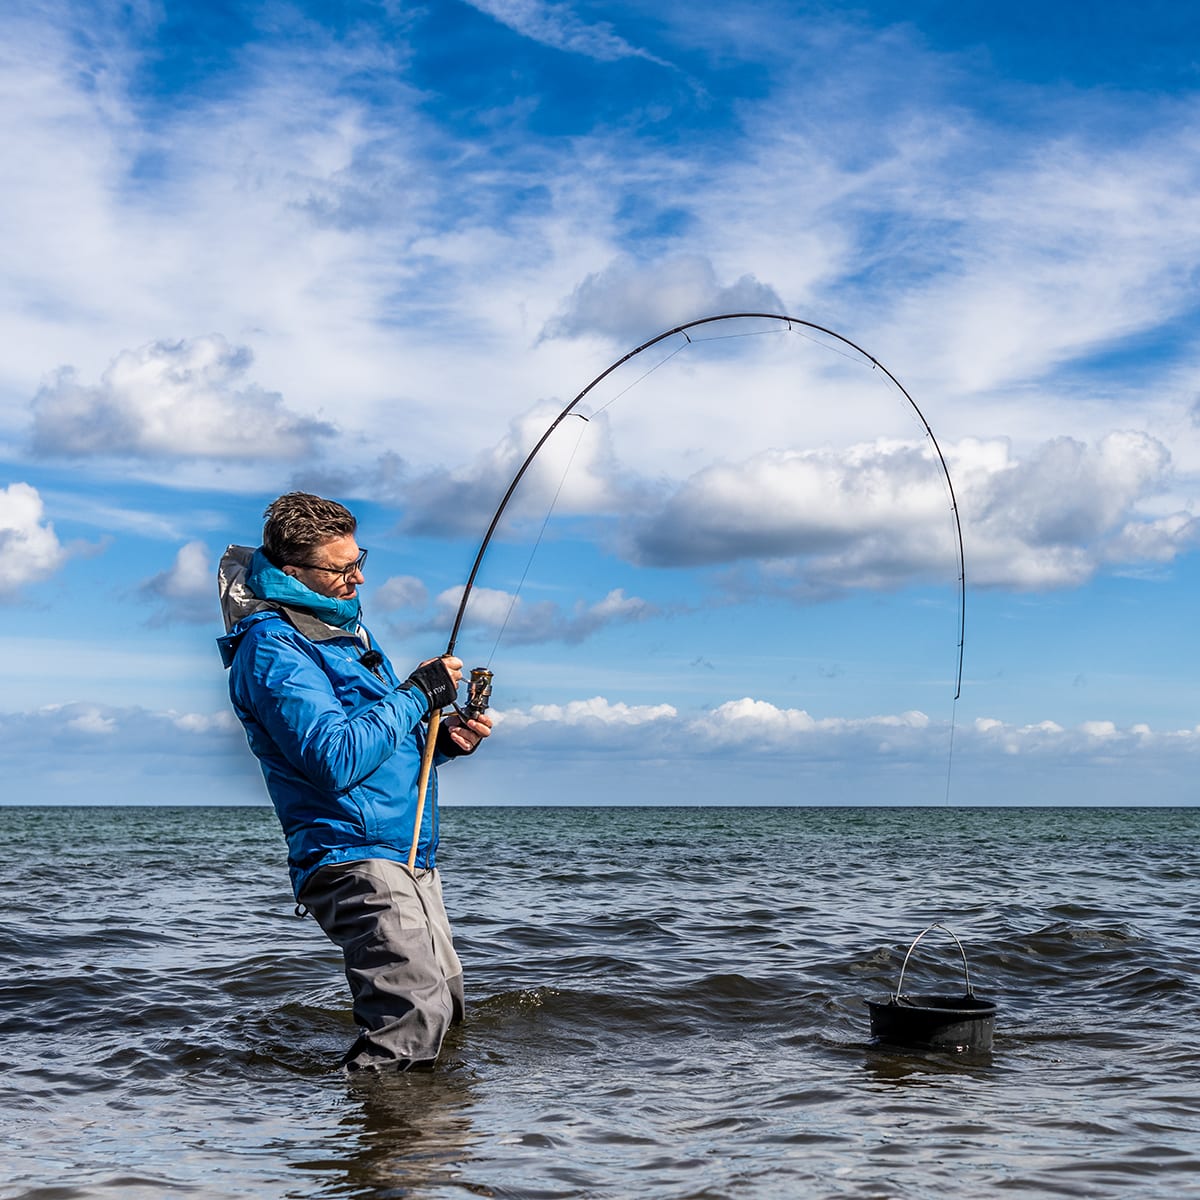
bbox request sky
[1,0,1198,807]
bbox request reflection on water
[292,1067,483,1199]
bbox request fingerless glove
[403,658,458,711]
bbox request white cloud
[460,0,668,63]
[687,699,932,753]
[0,482,67,593]
[139,540,215,624]
[968,714,1200,760]
[66,707,117,735]
[372,574,429,612]
[398,401,626,537]
[543,255,786,345]
[5,1,1199,500]
[32,335,333,460]
[428,584,660,645]
[623,432,1195,592]
[7,694,1197,768]
[498,695,678,730]
[961,432,1196,588]
[0,701,247,751]
[172,710,239,734]
[887,138,1200,399]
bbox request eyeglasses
[296,548,368,581]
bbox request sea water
[1,805,1197,1198]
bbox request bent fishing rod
[409,311,968,866]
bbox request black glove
[404,658,458,711]
[436,719,478,759]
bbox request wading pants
[301,858,464,1072]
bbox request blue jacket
[218,604,445,900]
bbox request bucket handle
[894,922,975,1001]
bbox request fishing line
[677,326,789,346]
[943,693,960,806]
[786,325,868,366]
[483,412,592,666]
[587,338,692,420]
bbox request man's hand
[441,711,494,755]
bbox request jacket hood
[218,544,272,633]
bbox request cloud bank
[2,697,1193,806]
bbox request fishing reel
[462,667,494,722]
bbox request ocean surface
[1,805,1197,1199]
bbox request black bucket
[865,923,997,1052]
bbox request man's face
[284,533,365,600]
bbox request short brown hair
[262,492,357,566]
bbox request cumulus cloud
[427,584,660,645]
[461,0,668,63]
[969,714,1200,759]
[961,432,1197,587]
[543,255,786,345]
[31,334,334,461]
[372,574,429,613]
[629,439,950,573]
[624,432,1196,592]
[0,483,67,594]
[399,402,626,538]
[139,540,214,624]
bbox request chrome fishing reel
[463,667,493,722]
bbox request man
[216,492,492,1072]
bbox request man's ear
[282,566,299,578]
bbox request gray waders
[301,858,464,1072]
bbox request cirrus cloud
[461,0,669,63]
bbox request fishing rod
[409,312,967,864]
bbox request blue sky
[1,0,1197,806]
